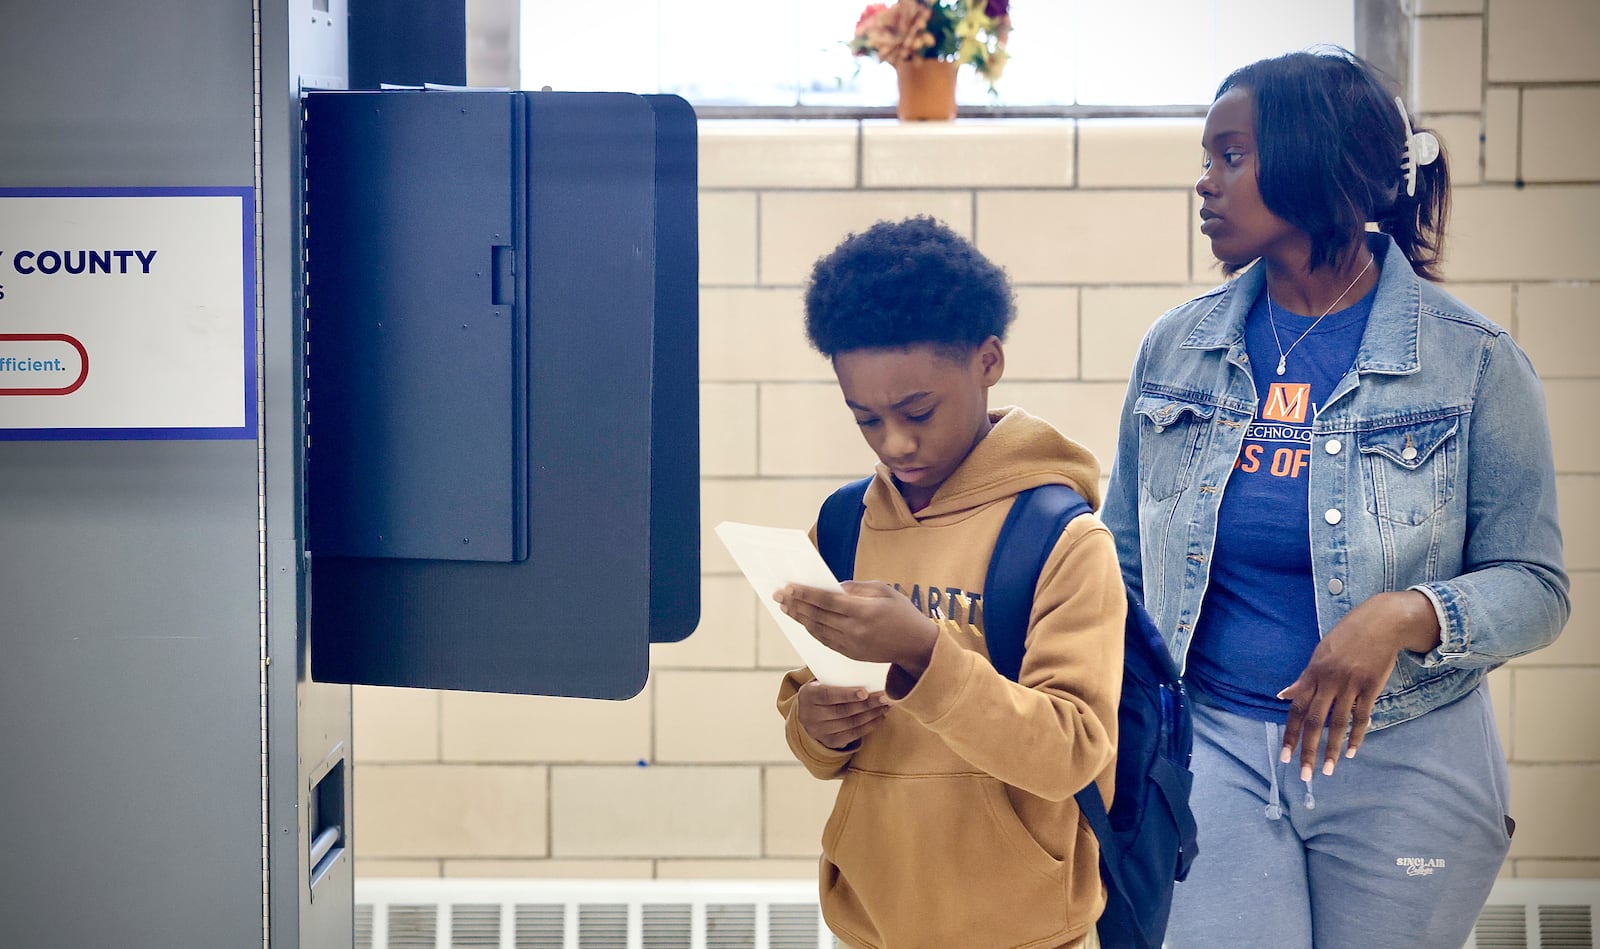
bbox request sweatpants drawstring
[1264,723,1283,820]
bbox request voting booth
[0,3,702,946]
[302,88,700,699]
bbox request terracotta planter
[894,58,959,121]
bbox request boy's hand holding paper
[793,679,892,751]
[714,521,891,692]
[774,580,938,683]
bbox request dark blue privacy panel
[348,0,466,89]
[304,90,525,563]
[303,90,699,698]
[645,94,700,644]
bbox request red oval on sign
[0,333,90,395]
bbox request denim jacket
[1101,235,1569,729]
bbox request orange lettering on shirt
[1262,383,1311,423]
[1268,447,1312,478]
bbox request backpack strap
[816,476,873,582]
[981,485,1143,931]
[981,483,1092,682]
[1075,772,1126,931]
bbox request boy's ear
[976,335,1005,386]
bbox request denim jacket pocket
[1359,413,1461,525]
[1135,392,1217,501]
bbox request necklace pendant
[1276,356,1287,375]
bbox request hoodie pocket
[821,773,1070,947]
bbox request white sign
[0,187,255,440]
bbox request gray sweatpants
[1165,684,1512,949]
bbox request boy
[773,216,1124,949]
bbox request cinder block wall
[355,0,1599,880]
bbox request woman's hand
[775,580,939,676]
[794,679,892,750]
[1277,590,1441,779]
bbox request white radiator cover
[1468,879,1598,949]
[354,879,835,949]
[355,876,1598,949]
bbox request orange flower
[862,0,934,65]
[847,0,1011,91]
[854,3,889,36]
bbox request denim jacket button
[1401,445,1419,461]
[1324,508,1343,525]
[1328,577,1345,595]
[1153,425,1165,433]
[1325,438,1342,455]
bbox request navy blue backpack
[817,477,1199,949]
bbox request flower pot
[894,58,959,121]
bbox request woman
[1099,47,1569,948]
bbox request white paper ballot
[714,521,890,692]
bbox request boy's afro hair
[803,216,1014,358]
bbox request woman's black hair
[803,216,1015,359]
[1217,46,1451,281]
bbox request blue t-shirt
[1186,286,1375,721]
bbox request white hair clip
[1396,96,1440,197]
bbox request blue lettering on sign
[0,357,67,372]
[12,249,157,274]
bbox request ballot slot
[307,754,346,891]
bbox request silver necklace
[1265,253,1374,375]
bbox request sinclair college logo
[1396,856,1446,876]
[1262,382,1312,424]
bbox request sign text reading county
[4,249,158,275]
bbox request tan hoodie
[777,407,1126,949]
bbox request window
[518,0,1355,109]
